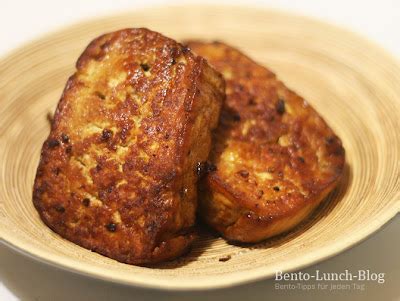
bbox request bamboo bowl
[0,5,399,290]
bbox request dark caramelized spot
[106,186,114,193]
[52,167,61,175]
[276,98,285,115]
[55,204,65,213]
[238,170,249,178]
[82,198,90,207]
[333,146,345,156]
[105,223,117,232]
[236,84,244,92]
[48,139,60,148]
[298,157,305,163]
[101,129,113,141]
[140,63,150,71]
[325,136,336,145]
[207,163,217,172]
[95,91,106,100]
[65,145,72,154]
[100,40,111,51]
[273,186,280,191]
[232,114,241,122]
[61,133,70,143]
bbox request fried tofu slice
[187,41,345,243]
[33,29,225,265]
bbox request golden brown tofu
[187,41,345,243]
[33,29,225,265]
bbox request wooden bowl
[0,5,399,290]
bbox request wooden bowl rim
[0,4,399,290]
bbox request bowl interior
[0,5,399,290]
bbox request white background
[0,0,399,300]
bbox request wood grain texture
[0,5,399,290]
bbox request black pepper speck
[48,139,60,148]
[95,91,106,100]
[140,63,150,71]
[82,198,90,207]
[101,129,113,141]
[61,133,70,143]
[182,46,190,53]
[325,136,336,145]
[276,98,285,115]
[106,223,117,232]
[55,204,65,213]
[238,170,249,178]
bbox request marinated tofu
[33,29,225,264]
[187,41,345,243]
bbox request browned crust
[33,29,224,264]
[187,41,345,243]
